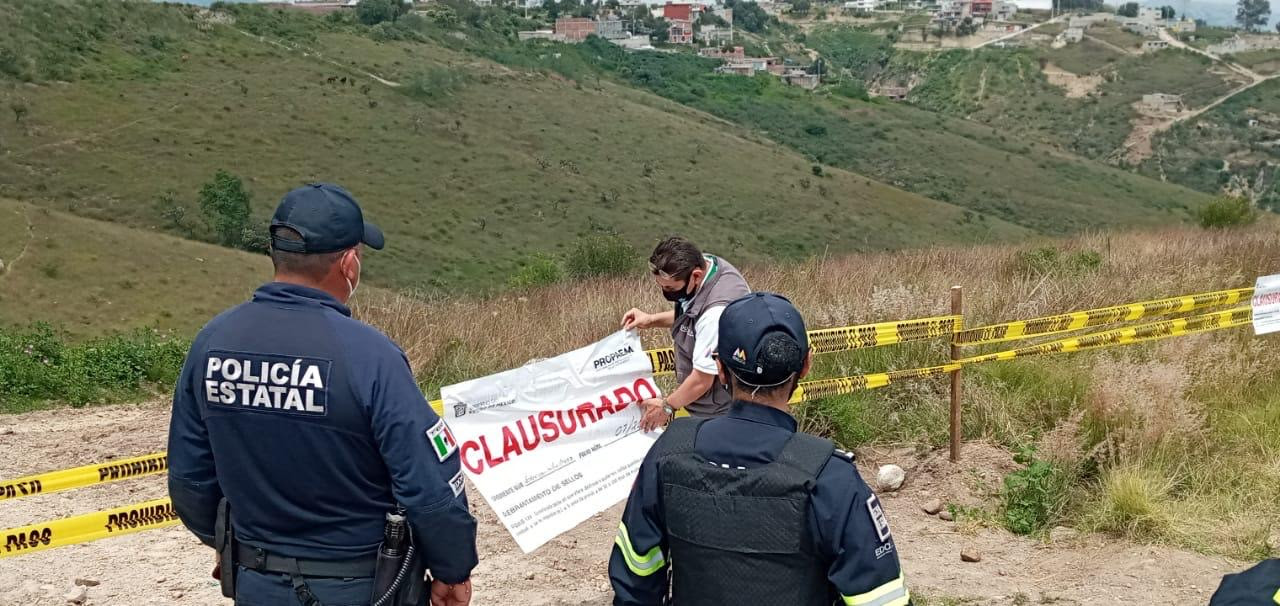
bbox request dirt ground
[0,401,1249,605]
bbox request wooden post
[949,286,963,463]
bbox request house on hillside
[1063,26,1084,43]
[782,69,820,89]
[699,45,746,61]
[1142,39,1169,51]
[844,0,882,10]
[1141,93,1183,114]
[697,24,735,45]
[668,19,695,44]
[1121,19,1158,37]
[992,0,1017,21]
[597,19,628,39]
[970,0,992,17]
[555,17,598,42]
[1167,18,1196,33]
[663,2,696,21]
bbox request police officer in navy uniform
[610,292,910,606]
[1209,559,1280,605]
[168,184,477,606]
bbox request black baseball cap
[717,292,810,386]
[269,183,385,254]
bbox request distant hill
[0,0,1221,334]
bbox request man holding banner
[611,293,909,606]
[621,236,750,431]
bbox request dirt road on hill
[0,402,1247,605]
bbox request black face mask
[662,284,689,303]
[660,280,691,304]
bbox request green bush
[509,254,564,288]
[1195,196,1257,229]
[1001,445,1070,535]
[0,324,188,411]
[563,234,638,279]
[404,67,470,101]
[198,169,254,249]
[1015,247,1102,276]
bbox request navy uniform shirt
[167,282,478,584]
[610,401,909,606]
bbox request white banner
[441,330,661,553]
[1252,274,1280,335]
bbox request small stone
[922,499,943,515]
[172,590,185,599]
[64,585,87,604]
[74,579,100,587]
[876,465,906,492]
[524,571,535,580]
[960,547,982,563]
[155,577,167,584]
[938,509,954,522]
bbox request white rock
[64,585,87,604]
[876,464,906,492]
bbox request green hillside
[0,0,1033,297]
[0,198,267,337]
[1142,78,1280,208]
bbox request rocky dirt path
[0,402,1247,605]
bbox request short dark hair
[649,236,703,280]
[269,226,345,280]
[727,332,804,399]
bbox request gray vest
[653,418,835,606]
[671,255,750,417]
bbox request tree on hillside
[1159,5,1176,19]
[1117,2,1139,17]
[1236,0,1272,31]
[792,0,812,16]
[724,0,773,33]
[356,0,399,25]
[1276,21,1280,32]
[199,170,254,250]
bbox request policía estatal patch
[866,495,892,542]
[202,351,331,416]
[427,419,458,462]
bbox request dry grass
[353,221,1280,558]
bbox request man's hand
[430,578,472,606]
[621,308,654,331]
[638,398,670,433]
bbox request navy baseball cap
[717,292,810,386]
[269,183,385,254]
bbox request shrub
[509,254,564,288]
[356,0,399,26]
[1195,196,1257,229]
[1001,445,1070,535]
[1015,246,1102,276]
[198,169,253,249]
[404,67,470,101]
[1085,466,1172,540]
[563,234,638,279]
[0,324,188,410]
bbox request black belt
[235,543,377,579]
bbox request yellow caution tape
[0,453,168,502]
[954,288,1253,346]
[647,315,962,376]
[0,498,179,559]
[790,364,962,404]
[957,306,1252,365]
